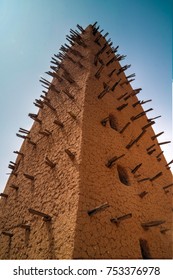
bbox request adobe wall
[0,32,90,259]
[72,27,172,259]
[0,24,172,259]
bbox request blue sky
[0,0,172,192]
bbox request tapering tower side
[0,23,172,260]
[73,24,172,259]
[0,25,91,259]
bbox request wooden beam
[126,130,146,149]
[1,231,13,237]
[110,213,132,224]
[23,173,35,181]
[138,191,148,198]
[0,193,8,198]
[88,203,109,216]
[151,131,164,140]
[131,163,142,174]
[150,172,163,182]
[28,208,51,221]
[141,220,165,228]
[119,122,131,134]
[106,154,125,168]
[65,149,75,160]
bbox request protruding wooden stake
[16,133,30,140]
[131,163,142,174]
[8,161,17,170]
[23,173,35,181]
[34,99,44,109]
[39,130,51,136]
[9,184,19,191]
[119,122,131,134]
[44,101,56,111]
[160,228,170,234]
[111,79,121,91]
[147,149,156,155]
[13,151,24,156]
[156,151,164,158]
[138,191,148,198]
[108,69,116,77]
[137,178,150,183]
[76,24,85,33]
[100,117,109,126]
[95,65,104,79]
[132,100,141,107]
[28,208,51,221]
[142,121,155,130]
[141,220,165,228]
[126,73,136,79]
[158,141,171,146]
[117,64,131,75]
[45,71,63,82]
[120,79,135,86]
[19,224,31,231]
[116,54,127,62]
[63,90,74,100]
[19,128,30,134]
[131,88,142,96]
[126,130,146,149]
[1,231,13,237]
[70,49,83,58]
[28,113,42,124]
[165,160,173,167]
[150,172,162,182]
[62,71,75,84]
[116,103,128,111]
[40,95,50,102]
[146,144,155,151]
[151,131,164,140]
[65,149,75,160]
[147,115,161,122]
[98,85,110,99]
[140,99,152,105]
[106,154,125,168]
[28,140,36,147]
[45,156,56,168]
[106,57,116,66]
[53,119,64,128]
[124,93,131,101]
[110,213,132,224]
[131,109,153,121]
[117,92,128,101]
[162,183,173,190]
[68,111,77,120]
[88,203,109,216]
[0,193,8,198]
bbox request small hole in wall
[109,114,118,131]
[139,239,152,259]
[117,165,130,186]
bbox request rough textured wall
[0,24,172,259]
[0,27,91,259]
[72,25,172,259]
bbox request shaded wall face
[0,34,91,259]
[73,29,172,259]
[0,25,172,260]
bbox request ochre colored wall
[0,25,172,259]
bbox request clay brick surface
[0,24,172,259]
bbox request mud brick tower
[0,23,172,259]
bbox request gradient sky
[0,0,172,192]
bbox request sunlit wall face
[0,0,172,192]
